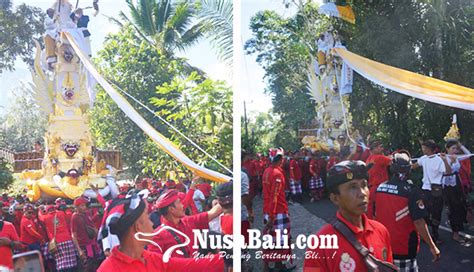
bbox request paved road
[244,195,474,271]
[302,198,474,271]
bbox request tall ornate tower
[23,2,117,201]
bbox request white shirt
[209,214,222,233]
[442,158,461,187]
[193,189,205,212]
[418,155,446,190]
[241,171,250,221]
[44,16,57,39]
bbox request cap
[155,189,179,209]
[73,196,89,207]
[165,180,176,188]
[99,192,146,239]
[177,192,186,201]
[23,203,35,213]
[269,148,284,163]
[327,160,370,189]
[46,205,56,213]
[55,198,66,207]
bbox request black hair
[422,139,438,152]
[158,202,175,217]
[446,140,459,150]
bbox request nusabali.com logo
[136,227,339,263]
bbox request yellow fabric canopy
[65,32,231,183]
[335,48,474,111]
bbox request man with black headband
[304,160,395,272]
[375,152,440,271]
[97,192,224,271]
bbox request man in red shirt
[197,181,213,199]
[289,151,303,203]
[71,197,103,272]
[375,152,440,271]
[0,212,25,270]
[366,140,392,219]
[148,189,223,258]
[97,191,224,272]
[262,148,294,271]
[243,152,258,199]
[309,152,325,202]
[304,160,396,272]
[40,202,78,271]
[20,204,45,251]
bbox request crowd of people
[0,175,233,272]
[242,137,473,271]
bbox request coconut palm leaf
[197,0,233,65]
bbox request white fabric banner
[65,32,231,183]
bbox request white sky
[240,0,296,117]
[0,0,230,114]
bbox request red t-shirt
[71,212,97,246]
[181,188,199,215]
[326,156,340,171]
[220,214,233,235]
[243,159,257,177]
[290,159,303,181]
[0,221,19,269]
[367,154,392,189]
[175,182,186,192]
[14,210,23,234]
[41,211,72,243]
[262,166,288,217]
[304,212,393,272]
[20,216,43,244]
[309,159,322,177]
[149,212,209,258]
[460,159,472,187]
[98,246,224,272]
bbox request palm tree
[196,0,233,66]
[112,0,207,57]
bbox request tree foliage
[0,0,44,73]
[90,26,232,177]
[0,86,47,152]
[245,1,474,153]
[0,158,13,190]
[197,0,233,65]
[114,0,207,56]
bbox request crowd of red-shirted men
[0,174,233,272]
[242,136,473,272]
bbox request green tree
[246,1,474,154]
[245,4,327,149]
[91,26,231,177]
[0,0,44,73]
[0,85,47,152]
[0,158,14,190]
